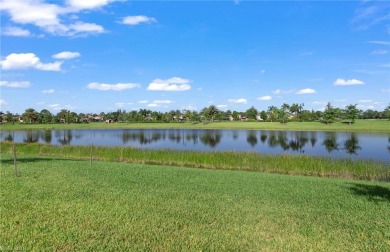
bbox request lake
[1,129,389,161]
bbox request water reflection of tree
[322,132,339,153]
[57,130,73,145]
[260,133,267,143]
[42,130,52,144]
[344,133,361,155]
[310,132,317,147]
[3,132,13,142]
[122,131,163,145]
[186,130,199,145]
[246,131,257,147]
[23,130,40,143]
[289,132,308,153]
[200,131,221,148]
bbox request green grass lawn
[1,119,390,132]
[1,154,389,251]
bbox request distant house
[237,114,248,121]
[105,119,113,123]
[256,115,263,121]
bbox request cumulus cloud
[138,100,148,104]
[42,89,55,93]
[147,103,159,108]
[115,102,125,108]
[296,88,316,94]
[228,98,247,104]
[0,99,7,106]
[0,80,30,88]
[52,51,80,59]
[121,15,157,25]
[66,0,119,10]
[87,82,141,91]
[0,53,62,71]
[257,95,272,101]
[217,104,228,109]
[272,89,293,95]
[2,26,31,37]
[147,77,191,91]
[334,78,365,86]
[0,0,111,36]
[153,100,173,104]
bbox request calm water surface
[1,129,389,161]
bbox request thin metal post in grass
[13,133,19,177]
[90,142,93,165]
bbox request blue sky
[1,0,389,114]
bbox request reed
[1,142,388,181]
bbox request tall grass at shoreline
[1,142,388,181]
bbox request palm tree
[208,105,218,122]
[267,106,279,122]
[23,108,39,124]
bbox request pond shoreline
[1,120,390,133]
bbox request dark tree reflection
[23,130,39,143]
[246,131,257,147]
[344,133,361,155]
[200,131,221,148]
[57,130,73,145]
[42,130,52,144]
[322,132,339,153]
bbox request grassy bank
[1,119,390,132]
[1,142,389,181]
[1,155,389,251]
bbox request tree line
[1,103,390,125]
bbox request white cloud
[47,104,61,110]
[52,51,80,59]
[138,100,148,104]
[368,40,390,46]
[67,22,104,35]
[0,53,62,71]
[147,103,159,108]
[87,82,140,91]
[153,100,173,104]
[66,0,119,10]
[42,89,55,94]
[115,102,125,108]
[217,104,228,109]
[371,49,388,55]
[358,99,373,103]
[296,88,316,94]
[228,98,247,104]
[257,95,272,101]
[0,80,30,88]
[0,99,7,106]
[0,0,110,36]
[122,16,157,25]
[272,89,293,95]
[147,77,191,91]
[334,78,365,86]
[2,26,31,37]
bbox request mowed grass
[1,154,390,251]
[1,119,390,132]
